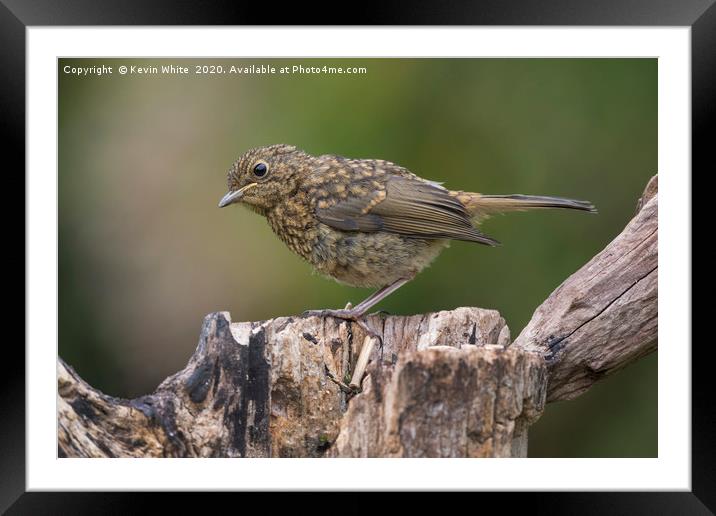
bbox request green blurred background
[59,58,657,457]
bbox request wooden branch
[58,175,657,457]
[512,175,658,401]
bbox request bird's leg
[349,278,412,317]
[304,277,411,319]
[303,277,412,340]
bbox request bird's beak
[218,183,258,208]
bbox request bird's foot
[302,308,356,319]
[302,308,383,343]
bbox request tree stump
[59,308,543,457]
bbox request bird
[218,144,596,338]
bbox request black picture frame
[6,0,707,511]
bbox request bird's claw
[302,309,354,319]
[302,308,383,344]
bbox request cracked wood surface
[59,307,534,457]
[328,345,545,457]
[57,175,657,457]
[513,175,658,401]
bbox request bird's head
[218,144,308,213]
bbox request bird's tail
[451,191,597,221]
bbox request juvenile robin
[218,144,595,336]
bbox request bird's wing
[316,174,500,246]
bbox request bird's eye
[253,162,268,178]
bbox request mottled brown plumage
[219,144,595,332]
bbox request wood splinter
[349,334,378,391]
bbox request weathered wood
[57,175,658,457]
[329,345,545,457]
[59,307,523,457]
[349,335,377,391]
[513,175,658,401]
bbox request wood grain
[513,175,657,401]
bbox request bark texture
[57,175,658,458]
[513,175,658,401]
[59,308,532,457]
[328,345,545,457]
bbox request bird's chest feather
[264,180,349,262]
[266,195,318,260]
